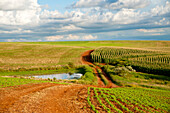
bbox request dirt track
[81,50,119,88]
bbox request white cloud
[107,0,150,9]
[58,24,83,32]
[71,0,150,9]
[45,34,97,41]
[40,9,63,19]
[66,34,80,40]
[71,0,104,8]
[6,38,30,42]
[82,35,97,40]
[46,35,64,41]
[0,0,41,25]
[0,0,40,11]
[151,1,170,16]
[112,8,142,24]
[154,18,170,25]
[137,28,164,33]
[0,28,32,34]
[150,33,164,36]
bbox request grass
[0,76,69,88]
[78,66,98,85]
[20,40,170,48]
[0,77,49,88]
[97,68,109,85]
[103,65,170,90]
[0,68,84,77]
[0,43,89,71]
[0,67,86,87]
[0,65,98,87]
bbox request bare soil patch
[0,83,89,113]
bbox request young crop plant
[87,87,99,113]
[87,87,170,113]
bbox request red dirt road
[81,50,119,88]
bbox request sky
[0,0,170,42]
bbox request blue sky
[38,0,76,12]
[0,0,170,42]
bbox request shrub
[68,62,74,68]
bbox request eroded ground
[0,83,91,113]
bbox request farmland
[91,47,170,75]
[87,87,170,113]
[0,41,170,112]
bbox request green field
[0,77,49,88]
[87,87,170,113]
[21,41,170,49]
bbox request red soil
[81,50,119,88]
[0,83,89,113]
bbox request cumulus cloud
[71,0,104,8]
[66,34,80,40]
[154,18,170,25]
[6,38,30,42]
[40,9,63,19]
[150,33,164,36]
[0,0,41,25]
[0,0,40,11]
[107,0,150,9]
[58,24,83,32]
[137,28,164,33]
[151,1,170,16]
[0,28,32,34]
[45,34,97,41]
[71,0,150,9]
[46,35,64,41]
[82,35,97,40]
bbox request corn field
[90,48,170,76]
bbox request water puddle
[32,73,83,80]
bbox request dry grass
[0,43,88,71]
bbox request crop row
[90,48,170,75]
[87,87,170,113]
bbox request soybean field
[87,87,170,113]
